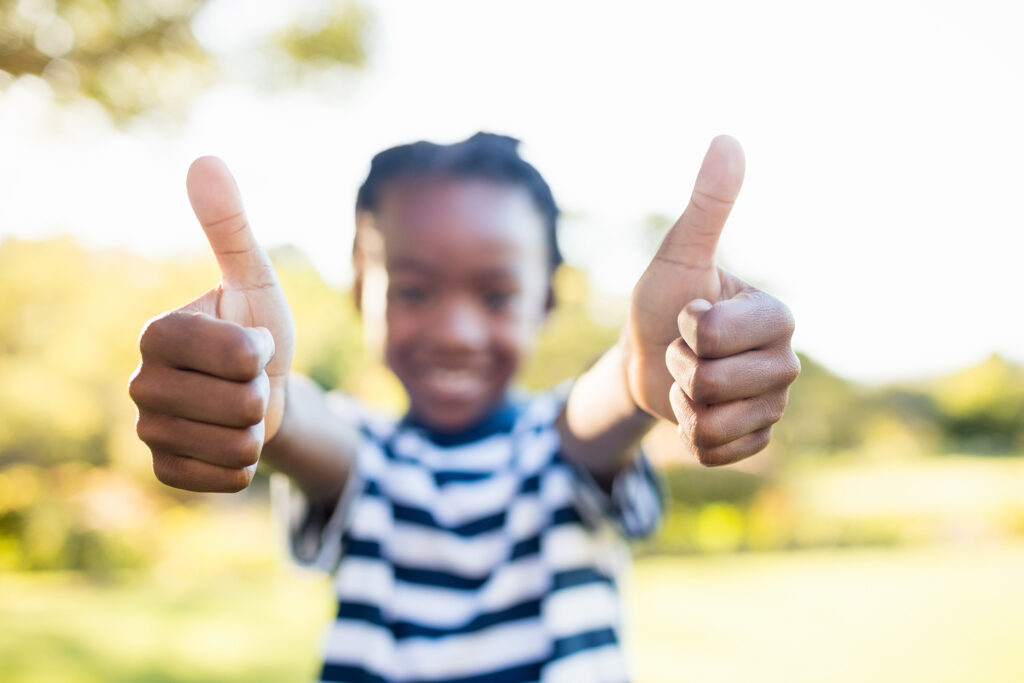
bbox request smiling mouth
[420,367,487,401]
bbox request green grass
[0,569,333,683]
[627,542,1024,682]
[4,543,1024,682]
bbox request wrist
[609,337,656,428]
[615,332,657,421]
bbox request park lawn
[0,569,333,683]
[3,542,1024,682]
[627,542,1024,682]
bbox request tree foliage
[0,0,368,120]
[927,354,1024,452]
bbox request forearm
[261,373,357,506]
[557,341,657,487]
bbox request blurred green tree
[0,0,369,121]
[519,265,621,391]
[771,353,867,456]
[929,354,1024,453]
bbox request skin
[128,136,800,502]
[362,179,552,433]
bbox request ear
[543,284,556,315]
[352,211,376,315]
[352,247,365,315]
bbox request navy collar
[401,398,519,447]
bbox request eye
[390,284,430,306]
[481,290,516,311]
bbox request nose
[433,295,488,351]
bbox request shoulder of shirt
[322,390,399,442]
[510,385,568,433]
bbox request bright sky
[1,0,1023,384]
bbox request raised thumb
[656,135,745,271]
[186,156,277,290]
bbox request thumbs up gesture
[129,157,295,491]
[623,136,800,465]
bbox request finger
[186,156,277,290]
[677,289,796,359]
[655,135,745,271]
[129,364,270,428]
[139,310,275,380]
[151,450,255,493]
[671,383,788,449]
[689,428,772,467]
[666,338,801,404]
[136,411,264,470]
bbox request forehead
[369,178,549,276]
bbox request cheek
[497,305,544,369]
[381,306,423,374]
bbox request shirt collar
[401,398,519,447]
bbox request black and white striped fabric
[281,391,663,683]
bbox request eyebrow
[386,257,433,273]
[386,258,522,282]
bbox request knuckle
[678,410,700,447]
[228,331,264,379]
[694,318,722,357]
[228,427,263,468]
[127,362,142,393]
[135,413,159,446]
[152,452,186,490]
[691,422,711,449]
[223,468,254,493]
[757,292,796,336]
[784,352,802,384]
[688,363,720,404]
[765,392,788,425]
[139,310,182,356]
[127,371,143,404]
[137,316,161,355]
[693,445,723,468]
[237,381,269,426]
[127,368,154,407]
[776,301,797,337]
[670,383,696,431]
[751,426,773,454]
[664,339,694,381]
[764,351,800,391]
[692,413,722,449]
[678,397,721,452]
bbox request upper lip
[415,357,490,373]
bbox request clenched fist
[129,157,295,492]
[623,136,800,466]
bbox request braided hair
[355,132,562,273]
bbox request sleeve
[271,467,363,572]
[536,382,665,540]
[565,449,666,539]
[269,391,369,573]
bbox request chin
[411,395,500,433]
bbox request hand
[128,157,295,491]
[622,136,800,466]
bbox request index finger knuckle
[688,361,723,404]
[222,328,264,380]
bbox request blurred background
[2,1,1024,681]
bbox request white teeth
[428,369,480,395]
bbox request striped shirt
[280,391,663,683]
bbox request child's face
[356,178,551,432]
